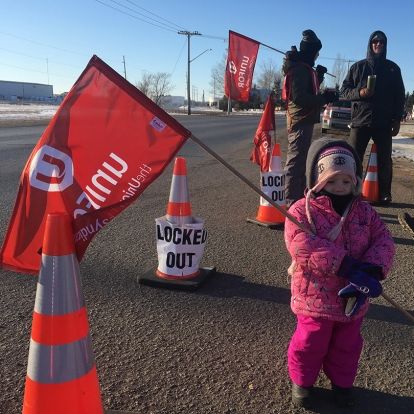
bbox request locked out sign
[260,171,285,206]
[155,217,207,278]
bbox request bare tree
[256,59,281,92]
[136,72,174,106]
[136,72,153,96]
[209,53,226,100]
[330,54,348,88]
[151,72,173,106]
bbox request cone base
[362,184,379,203]
[138,267,215,291]
[23,367,103,414]
[362,195,380,203]
[246,217,284,230]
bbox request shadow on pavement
[392,236,414,246]
[197,272,413,327]
[300,386,414,414]
[196,271,291,306]
[386,202,414,209]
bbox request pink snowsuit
[284,195,394,387]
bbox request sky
[1,0,413,100]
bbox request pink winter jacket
[284,195,395,322]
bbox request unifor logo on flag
[0,55,191,274]
[250,95,275,172]
[224,30,260,102]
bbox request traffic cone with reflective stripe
[23,213,103,414]
[247,143,286,228]
[139,157,215,290]
[166,157,193,225]
[157,156,201,280]
[362,143,379,203]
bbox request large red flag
[0,55,191,274]
[250,95,275,172]
[224,31,260,102]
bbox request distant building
[0,80,53,102]
[250,87,272,103]
[159,95,185,109]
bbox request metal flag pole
[188,133,414,325]
[258,40,336,78]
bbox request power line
[0,30,87,57]
[0,61,76,79]
[94,0,180,33]
[123,0,187,31]
[107,0,183,31]
[319,55,357,63]
[0,47,83,70]
[170,38,187,76]
[199,34,226,42]
[95,1,225,43]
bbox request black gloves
[321,89,339,104]
[285,45,299,61]
[315,65,327,84]
[391,120,401,136]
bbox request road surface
[0,115,413,413]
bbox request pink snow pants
[288,315,364,388]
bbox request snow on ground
[1,102,413,161]
[392,135,414,161]
[0,102,58,120]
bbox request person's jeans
[349,126,393,199]
[285,123,314,206]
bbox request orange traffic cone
[247,143,286,228]
[166,157,193,225]
[139,157,215,290]
[22,213,103,414]
[362,143,379,203]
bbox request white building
[0,80,53,101]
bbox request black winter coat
[340,31,405,128]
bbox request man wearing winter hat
[282,29,338,208]
[340,30,405,205]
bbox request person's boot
[291,383,313,408]
[378,195,392,206]
[332,384,355,408]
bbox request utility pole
[122,55,127,80]
[178,30,201,115]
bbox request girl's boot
[291,383,313,408]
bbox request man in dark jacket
[340,30,405,205]
[283,30,338,207]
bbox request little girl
[284,138,395,408]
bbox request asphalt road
[0,115,413,414]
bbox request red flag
[0,55,191,274]
[250,95,275,172]
[224,31,260,102]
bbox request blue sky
[1,0,413,99]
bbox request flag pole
[188,133,414,325]
[189,133,310,234]
[258,41,336,78]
